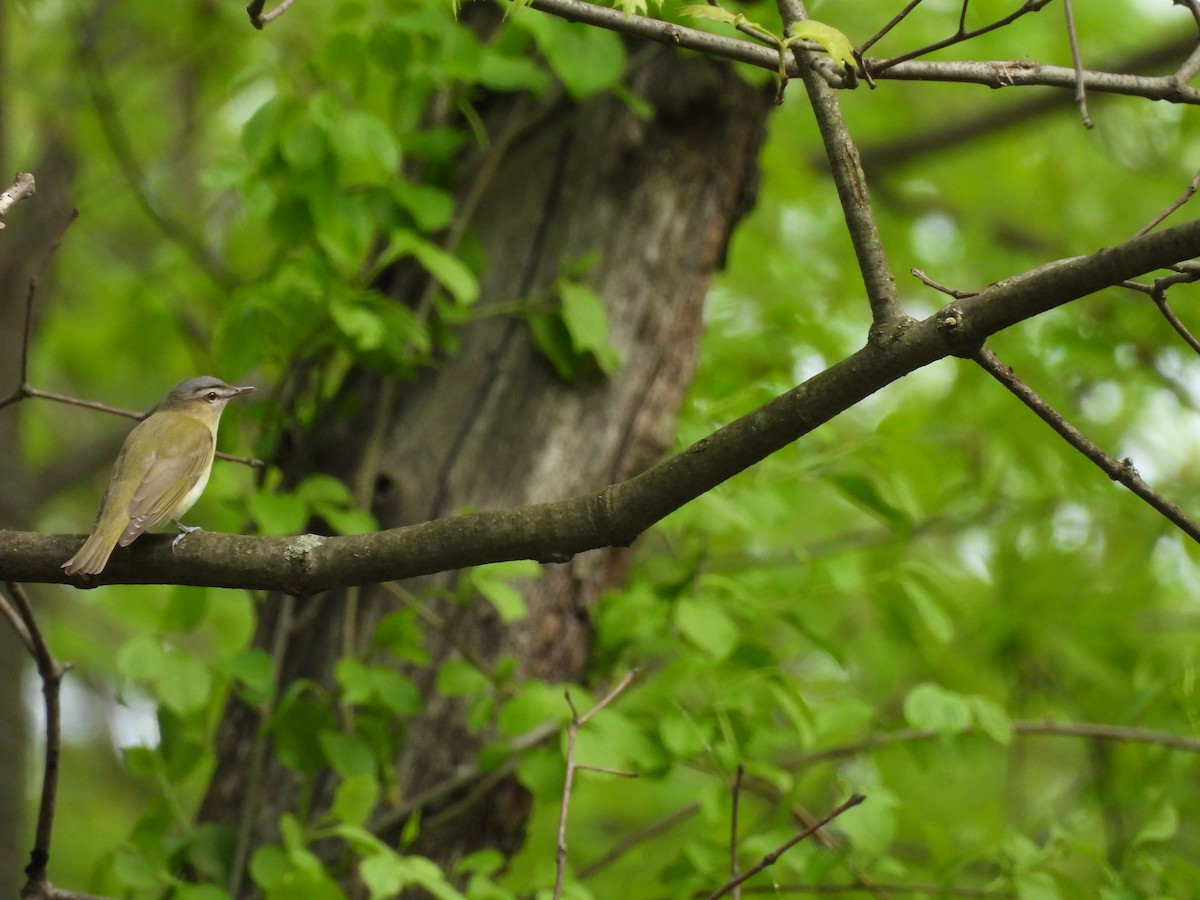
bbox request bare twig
[911,268,979,300]
[793,718,1200,770]
[777,0,905,335]
[3,583,67,893]
[869,0,1054,75]
[1136,168,1200,236]
[699,882,1008,897]
[1174,0,1200,33]
[856,0,925,56]
[1120,266,1200,357]
[1062,0,1092,128]
[553,670,639,900]
[1174,37,1200,86]
[0,208,78,414]
[973,347,1200,544]
[730,764,744,900]
[703,794,867,900]
[578,803,702,878]
[228,593,294,899]
[246,0,297,28]
[511,0,1200,105]
[0,172,36,227]
[380,580,500,683]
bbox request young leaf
[681,4,740,25]
[787,20,855,69]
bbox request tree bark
[199,46,769,887]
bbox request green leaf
[477,50,551,93]
[497,682,570,737]
[681,5,741,25]
[332,774,380,826]
[903,682,971,735]
[475,575,528,623]
[174,886,232,900]
[560,281,621,375]
[1134,799,1178,846]
[157,649,213,715]
[117,634,164,682]
[527,311,580,380]
[246,488,308,537]
[899,573,954,644]
[392,181,455,233]
[520,15,625,99]
[319,730,376,778]
[371,668,422,716]
[787,20,855,69]
[967,695,1013,745]
[327,109,400,184]
[675,596,739,660]
[270,687,336,773]
[437,659,492,696]
[161,585,210,632]
[829,473,909,529]
[380,231,479,306]
[222,649,277,704]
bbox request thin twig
[1062,0,1092,128]
[1136,168,1200,236]
[1120,266,1200,356]
[1172,38,1200,83]
[703,794,867,900]
[578,803,702,878]
[4,582,67,890]
[246,0,297,28]
[974,347,1200,544]
[380,580,499,682]
[856,0,925,56]
[0,587,34,656]
[694,882,1008,897]
[553,670,639,900]
[1174,0,1200,33]
[869,0,1054,75]
[0,209,79,413]
[228,594,294,898]
[792,718,1200,770]
[730,764,744,900]
[911,268,979,299]
[0,172,36,227]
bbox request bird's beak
[232,386,256,397]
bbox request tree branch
[0,172,35,227]
[777,0,905,334]
[973,347,1200,543]
[514,0,1200,105]
[9,218,1200,590]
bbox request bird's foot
[172,521,203,551]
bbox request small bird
[62,376,255,576]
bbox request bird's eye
[206,391,219,402]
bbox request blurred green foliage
[7,0,1200,897]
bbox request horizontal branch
[518,0,1200,105]
[7,218,1200,592]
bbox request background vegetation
[3,0,1200,897]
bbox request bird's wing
[119,416,214,546]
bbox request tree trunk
[200,46,769,887]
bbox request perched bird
[62,376,255,576]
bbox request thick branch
[7,217,1200,592]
